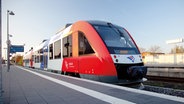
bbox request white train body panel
[47,59,63,71]
[34,63,40,68]
[47,25,72,71]
[32,40,49,69]
[111,54,143,64]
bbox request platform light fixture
[166,38,183,44]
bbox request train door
[30,50,34,68]
[35,49,43,69]
[30,55,33,68]
[78,31,101,80]
[43,47,48,69]
[62,34,79,74]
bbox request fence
[143,53,184,64]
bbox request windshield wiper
[107,23,125,37]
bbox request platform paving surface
[2,65,184,104]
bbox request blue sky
[2,0,184,57]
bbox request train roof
[49,20,123,44]
[87,20,109,26]
[33,39,49,52]
[87,20,119,27]
[87,20,125,30]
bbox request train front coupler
[127,66,147,80]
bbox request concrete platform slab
[2,65,184,104]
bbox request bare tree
[138,47,146,53]
[171,45,184,53]
[148,45,162,53]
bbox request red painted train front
[24,20,147,84]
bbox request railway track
[144,75,184,90]
[142,75,184,97]
[143,85,184,98]
[146,75,184,83]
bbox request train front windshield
[94,25,140,54]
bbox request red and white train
[23,20,147,84]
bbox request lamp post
[7,10,15,71]
[0,0,3,103]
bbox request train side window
[36,54,40,63]
[34,54,36,63]
[32,55,34,61]
[54,39,61,59]
[49,44,53,60]
[34,51,38,63]
[40,49,43,62]
[34,51,39,63]
[63,35,72,57]
[38,50,40,63]
[78,31,94,55]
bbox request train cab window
[63,35,72,57]
[54,39,61,59]
[49,44,53,59]
[78,31,94,55]
[93,25,139,54]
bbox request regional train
[23,20,147,84]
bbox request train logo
[127,56,135,62]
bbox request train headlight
[115,59,119,62]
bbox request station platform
[145,63,184,68]
[2,65,184,104]
[145,64,184,78]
